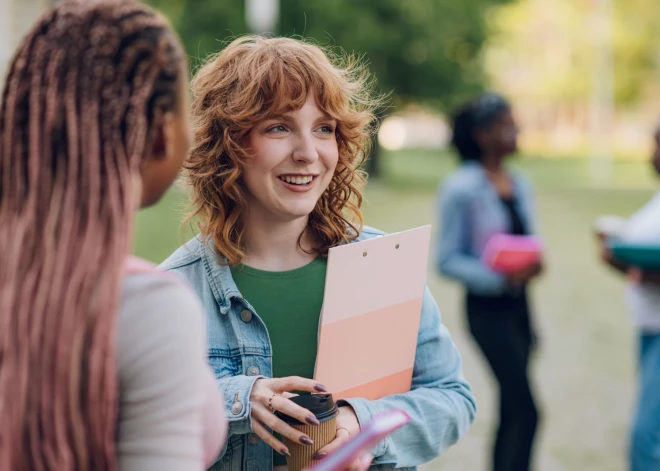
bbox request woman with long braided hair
[0,1,226,470]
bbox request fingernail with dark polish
[305,415,320,426]
[280,448,291,457]
[300,435,314,445]
[314,384,329,393]
[313,452,327,460]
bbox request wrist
[338,405,361,434]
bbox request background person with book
[437,93,543,471]
[596,124,660,471]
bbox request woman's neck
[480,153,505,174]
[480,153,514,198]
[241,214,317,271]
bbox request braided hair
[0,1,183,469]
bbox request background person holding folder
[596,124,660,471]
[162,36,476,470]
[437,94,543,471]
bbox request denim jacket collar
[194,226,378,315]
[461,160,528,200]
[186,237,242,315]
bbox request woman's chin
[274,200,320,221]
[281,209,316,222]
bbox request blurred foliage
[613,0,660,105]
[486,0,660,107]
[147,0,512,112]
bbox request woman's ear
[148,112,176,162]
[475,128,490,151]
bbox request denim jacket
[160,226,476,471]
[436,161,537,295]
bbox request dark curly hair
[450,93,511,162]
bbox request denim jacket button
[248,433,260,445]
[231,401,244,415]
[247,366,260,376]
[240,310,253,323]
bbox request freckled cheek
[326,157,339,176]
[252,140,291,169]
[319,143,339,172]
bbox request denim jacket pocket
[208,348,242,378]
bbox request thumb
[359,453,373,469]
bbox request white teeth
[282,175,313,185]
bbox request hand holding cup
[250,377,328,457]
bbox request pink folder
[481,234,542,274]
[314,226,432,401]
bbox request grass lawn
[134,149,657,470]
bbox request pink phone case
[481,234,542,274]
[306,410,410,471]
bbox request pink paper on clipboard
[314,225,432,401]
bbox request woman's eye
[319,125,335,134]
[268,125,288,133]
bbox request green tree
[148,0,511,174]
[279,0,510,112]
[486,0,660,107]
[148,0,248,63]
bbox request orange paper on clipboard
[314,225,432,401]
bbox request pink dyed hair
[0,0,183,469]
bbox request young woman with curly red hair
[161,36,476,471]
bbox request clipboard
[314,225,432,400]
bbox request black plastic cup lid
[275,394,339,425]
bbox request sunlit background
[4,1,660,470]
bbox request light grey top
[116,273,221,471]
[623,192,660,332]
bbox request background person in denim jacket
[161,36,476,471]
[437,94,542,471]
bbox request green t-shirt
[230,258,327,381]
[231,258,327,465]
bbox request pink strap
[123,255,227,466]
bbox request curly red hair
[186,36,381,265]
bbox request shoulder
[509,165,534,190]
[120,273,204,329]
[440,164,485,199]
[641,191,660,213]
[353,225,386,242]
[118,272,206,370]
[159,236,206,271]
